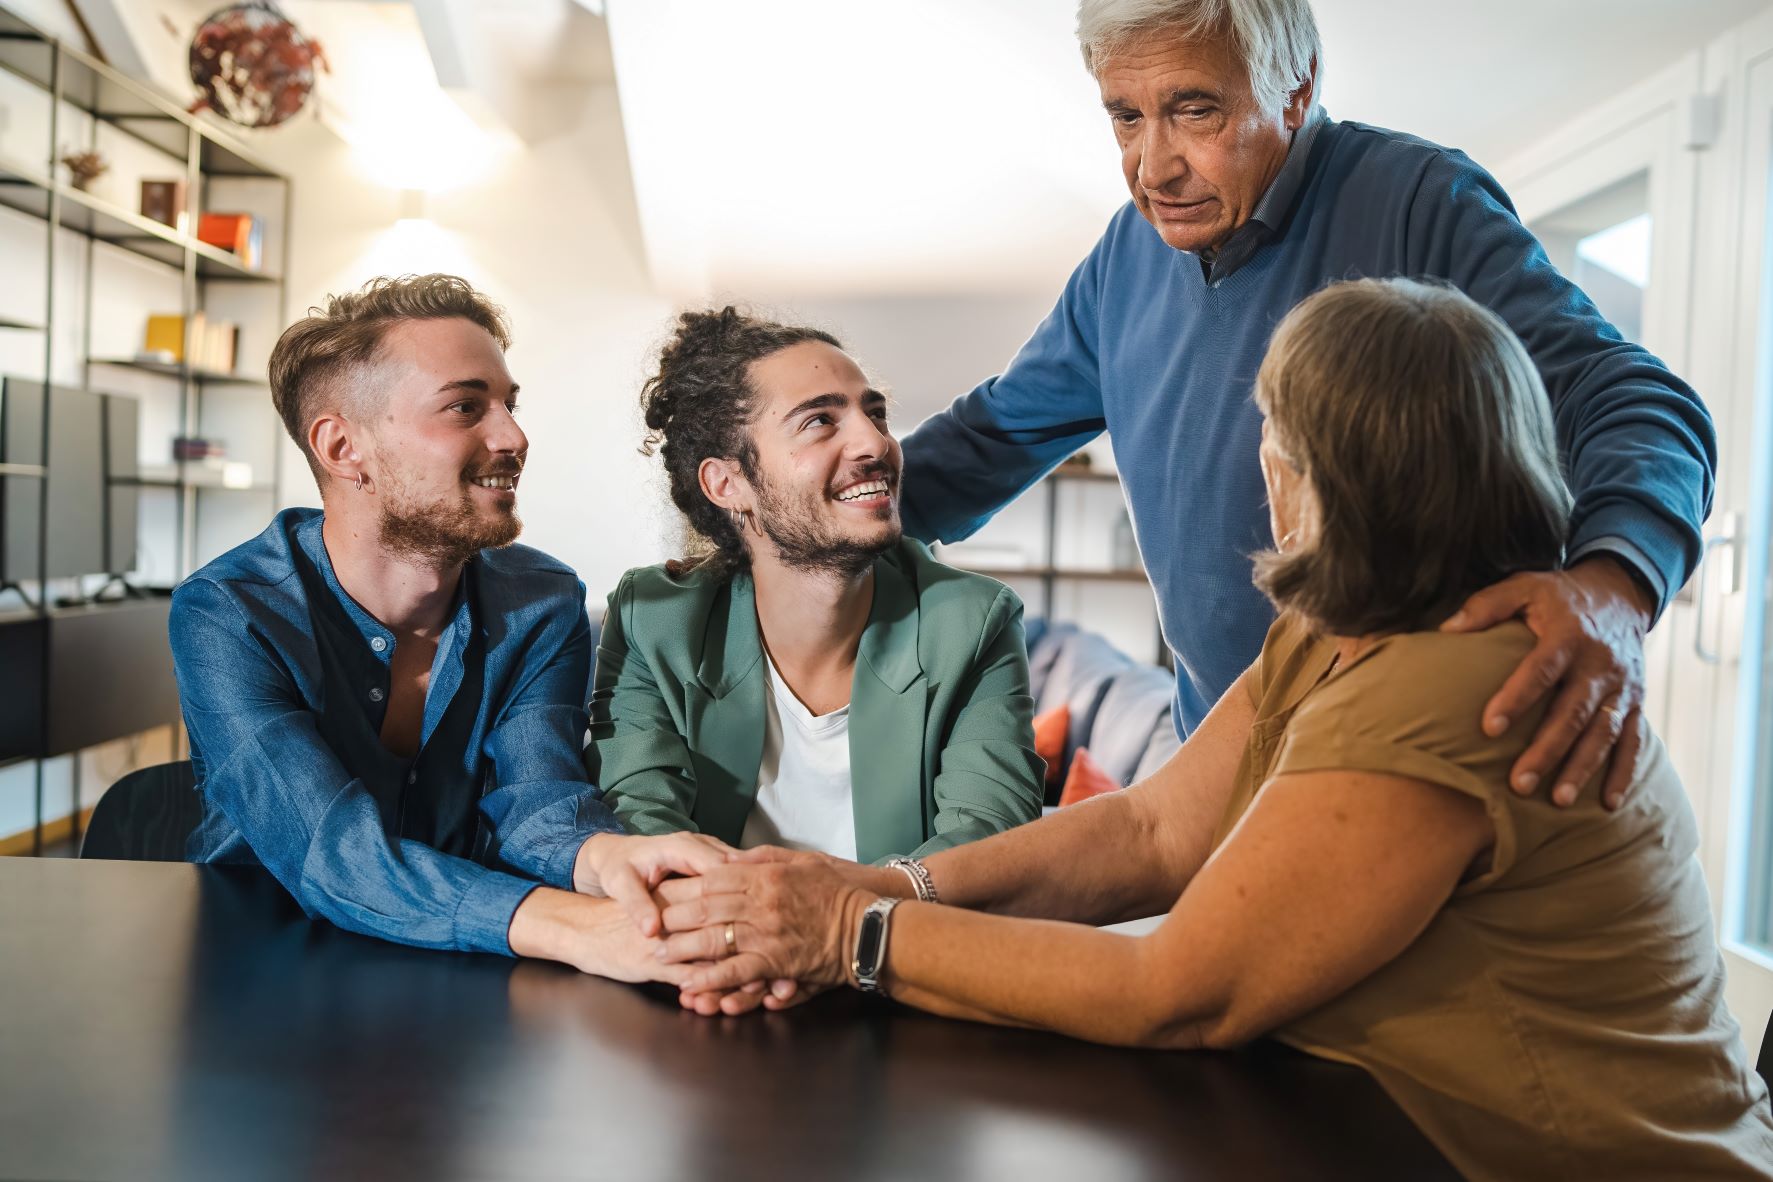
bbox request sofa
[1024,618,1180,807]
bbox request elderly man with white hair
[896,0,1715,811]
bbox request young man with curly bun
[588,308,1043,880]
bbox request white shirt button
[368,687,385,702]
[370,636,388,653]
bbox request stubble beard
[751,465,900,579]
[376,458,522,568]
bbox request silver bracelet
[885,855,939,904]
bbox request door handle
[1693,511,1740,665]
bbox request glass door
[1702,26,1773,1049]
[1512,73,1704,806]
[1526,172,1680,729]
[1508,43,1773,1047]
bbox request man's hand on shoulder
[572,832,734,937]
[1441,556,1654,810]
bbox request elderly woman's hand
[653,848,877,995]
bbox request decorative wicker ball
[187,2,326,129]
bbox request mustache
[829,460,899,494]
[465,457,525,479]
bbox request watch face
[856,907,887,976]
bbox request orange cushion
[1032,704,1070,786]
[1058,746,1119,807]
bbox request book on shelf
[172,437,226,461]
[144,313,239,374]
[139,178,186,230]
[196,212,262,271]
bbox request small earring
[355,472,366,492]
[730,507,749,534]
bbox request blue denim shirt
[170,507,624,955]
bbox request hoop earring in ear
[355,472,366,492]
[729,507,749,535]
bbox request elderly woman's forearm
[922,789,1186,922]
[879,903,1227,1049]
[923,665,1259,921]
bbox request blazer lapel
[850,555,930,864]
[686,575,767,846]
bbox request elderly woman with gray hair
[652,279,1773,1181]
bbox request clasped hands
[574,832,866,1012]
[574,831,871,1014]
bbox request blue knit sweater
[900,117,1716,735]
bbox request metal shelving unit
[953,462,1148,610]
[0,5,292,852]
[89,357,268,385]
[943,461,1168,665]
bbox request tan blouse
[1215,614,1773,1180]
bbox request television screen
[0,377,141,583]
[0,376,43,581]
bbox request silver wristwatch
[852,896,903,994]
[884,855,939,903]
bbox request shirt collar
[1250,103,1328,232]
[1198,104,1330,283]
[297,512,473,660]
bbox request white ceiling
[608,0,1773,300]
[65,1,616,147]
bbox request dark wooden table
[0,858,1459,1181]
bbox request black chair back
[80,761,202,861]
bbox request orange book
[196,212,254,261]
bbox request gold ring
[723,922,736,957]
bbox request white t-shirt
[738,655,858,860]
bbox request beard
[751,462,901,578]
[377,456,522,567]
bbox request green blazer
[587,539,1043,863]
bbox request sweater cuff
[1568,507,1693,621]
[1567,535,1663,614]
[454,870,542,956]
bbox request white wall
[781,292,1058,425]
